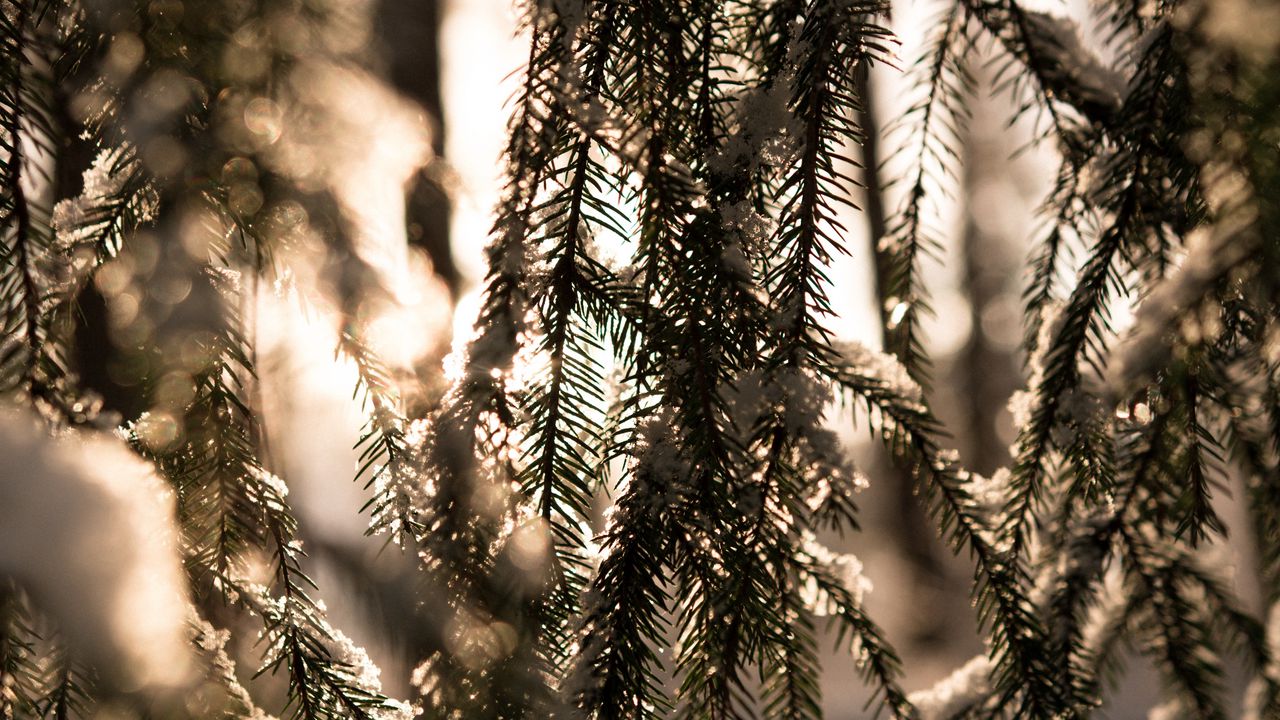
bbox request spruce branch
[833,356,1068,718]
[32,639,93,720]
[0,0,58,400]
[409,5,584,714]
[340,324,420,544]
[0,583,40,718]
[1005,192,1132,555]
[965,0,1123,135]
[567,419,674,719]
[770,0,892,372]
[517,0,631,675]
[881,0,969,385]
[795,546,913,720]
[0,0,1268,716]
[1119,526,1228,719]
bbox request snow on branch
[907,654,992,720]
[798,532,873,613]
[0,410,194,696]
[1105,206,1259,402]
[967,0,1127,129]
[1017,10,1126,123]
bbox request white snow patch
[907,654,992,720]
[0,410,195,694]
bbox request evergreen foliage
[1,0,1279,718]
